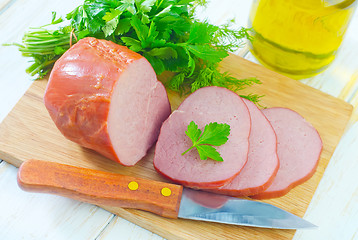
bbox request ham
[208,99,279,196]
[153,87,251,189]
[44,37,171,166]
[251,107,323,199]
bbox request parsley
[182,121,230,162]
[8,0,262,103]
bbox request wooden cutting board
[0,54,352,240]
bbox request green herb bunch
[12,0,261,101]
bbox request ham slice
[251,107,323,199]
[208,99,279,196]
[153,87,251,189]
[44,37,171,166]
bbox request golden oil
[248,0,357,79]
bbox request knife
[17,159,316,229]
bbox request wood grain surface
[0,54,352,240]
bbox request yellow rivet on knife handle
[128,181,138,190]
[161,187,172,197]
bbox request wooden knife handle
[17,159,183,218]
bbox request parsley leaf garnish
[182,121,230,162]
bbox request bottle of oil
[248,0,357,79]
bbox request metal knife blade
[17,159,316,229]
[178,188,316,229]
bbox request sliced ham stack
[251,107,323,199]
[153,87,251,189]
[44,37,171,166]
[154,86,322,199]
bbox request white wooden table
[1,1,357,239]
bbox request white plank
[0,161,114,240]
[0,0,12,13]
[0,0,82,123]
[195,0,252,27]
[96,217,165,240]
